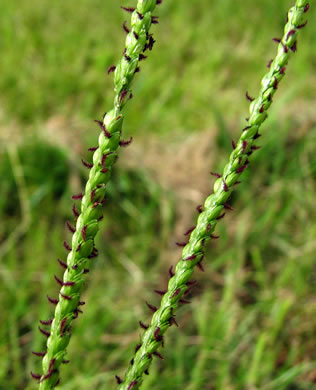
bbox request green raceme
[115,1,310,389]
[32,0,162,388]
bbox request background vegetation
[0,0,315,389]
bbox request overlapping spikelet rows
[115,1,310,389]
[32,1,162,388]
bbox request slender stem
[33,1,161,388]
[117,1,310,389]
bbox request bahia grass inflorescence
[31,0,163,388]
[115,1,310,389]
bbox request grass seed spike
[116,1,310,389]
[32,0,162,388]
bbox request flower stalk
[116,1,310,389]
[32,1,162,388]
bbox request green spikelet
[116,1,310,389]
[33,1,161,388]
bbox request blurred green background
[0,0,315,389]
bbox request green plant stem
[116,1,310,389]
[34,1,160,388]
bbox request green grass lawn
[0,0,315,389]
